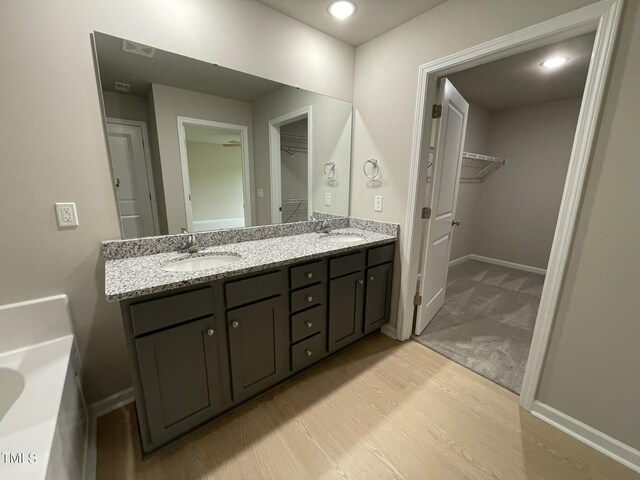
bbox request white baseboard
[381,323,398,340]
[449,254,546,275]
[84,388,135,480]
[448,254,472,267]
[531,401,640,474]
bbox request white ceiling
[254,0,447,46]
[95,32,283,101]
[447,32,596,111]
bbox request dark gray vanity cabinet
[328,252,366,352]
[227,297,285,402]
[364,243,395,334]
[124,287,228,450]
[120,241,395,455]
[135,316,223,446]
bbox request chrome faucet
[310,216,332,234]
[180,227,199,254]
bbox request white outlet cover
[374,195,383,212]
[55,202,79,228]
[257,188,264,198]
[325,192,331,206]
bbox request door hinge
[432,104,442,119]
[413,294,423,306]
[421,207,431,219]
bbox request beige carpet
[412,259,544,394]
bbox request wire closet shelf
[459,152,506,183]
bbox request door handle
[452,220,461,226]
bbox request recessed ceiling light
[541,56,569,69]
[328,1,357,20]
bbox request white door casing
[268,106,313,224]
[106,121,158,238]
[176,117,253,232]
[414,80,469,335]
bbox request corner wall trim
[450,254,547,275]
[84,388,135,480]
[381,323,398,339]
[531,401,640,474]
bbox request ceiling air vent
[114,82,131,93]
[122,39,155,58]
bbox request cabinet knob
[305,321,313,328]
[231,321,239,328]
[358,279,364,285]
[369,276,374,281]
[207,328,215,336]
[306,295,313,302]
[305,349,313,357]
[306,272,313,279]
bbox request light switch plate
[257,188,264,198]
[55,202,79,228]
[325,192,331,206]
[374,195,383,212]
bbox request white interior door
[107,122,157,238]
[415,79,469,335]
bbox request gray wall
[150,84,254,234]
[0,0,354,403]
[451,98,581,269]
[352,0,640,452]
[102,91,149,123]
[537,0,640,450]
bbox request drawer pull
[305,349,313,357]
[231,321,239,328]
[207,328,215,336]
[306,295,313,303]
[305,321,313,328]
[369,276,375,281]
[306,272,313,279]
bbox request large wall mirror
[93,32,353,238]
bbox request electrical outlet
[374,195,383,212]
[55,202,79,228]
[257,188,264,198]
[325,192,331,206]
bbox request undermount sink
[317,233,365,244]
[162,254,241,272]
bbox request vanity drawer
[329,251,365,278]
[367,243,395,267]
[291,305,324,343]
[291,333,325,372]
[290,283,323,313]
[130,287,214,336]
[290,260,323,289]
[225,271,282,309]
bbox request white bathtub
[0,295,88,480]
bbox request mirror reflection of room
[95,32,352,238]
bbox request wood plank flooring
[96,333,639,480]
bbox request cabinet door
[228,297,285,402]
[328,271,365,352]
[135,316,223,447]
[364,262,393,333]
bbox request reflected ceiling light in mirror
[328,1,357,19]
[541,56,569,69]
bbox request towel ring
[363,158,379,179]
[324,162,336,179]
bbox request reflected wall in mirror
[94,32,353,238]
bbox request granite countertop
[105,227,396,302]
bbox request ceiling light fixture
[541,56,569,69]
[328,1,357,20]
